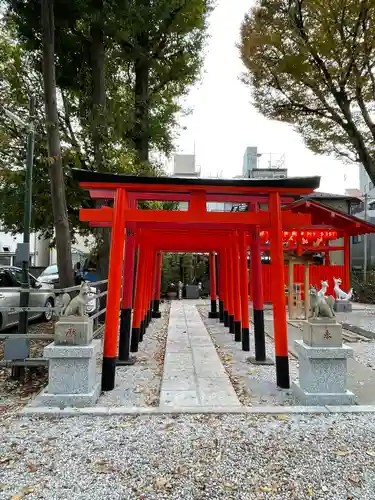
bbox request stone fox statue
[58,282,93,317]
[309,287,335,318]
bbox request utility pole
[12,96,36,379]
[364,192,368,284]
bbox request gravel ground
[98,302,170,407]
[1,413,375,499]
[197,307,297,406]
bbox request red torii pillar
[218,252,225,322]
[209,252,219,318]
[250,229,268,363]
[239,231,250,351]
[131,244,144,353]
[102,188,127,391]
[118,227,136,365]
[232,233,242,342]
[223,248,229,327]
[269,192,290,388]
[227,245,235,334]
[152,251,163,318]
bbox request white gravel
[1,413,375,499]
[98,303,170,407]
[351,341,375,371]
[198,307,298,406]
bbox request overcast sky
[175,0,359,194]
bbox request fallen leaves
[221,354,233,362]
[116,422,133,429]
[11,485,38,499]
[27,462,37,473]
[274,415,289,421]
[222,482,233,489]
[91,459,115,474]
[366,450,375,457]
[335,449,352,457]
[155,477,172,490]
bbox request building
[172,154,200,178]
[350,168,375,269]
[242,146,259,177]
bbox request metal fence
[0,279,107,368]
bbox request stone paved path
[160,301,241,408]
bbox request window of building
[352,235,363,244]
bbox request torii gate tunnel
[74,169,320,392]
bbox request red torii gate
[74,169,320,391]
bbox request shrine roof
[72,169,320,193]
[285,199,375,236]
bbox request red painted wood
[250,264,346,302]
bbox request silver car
[0,266,55,331]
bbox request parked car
[38,264,98,316]
[0,266,55,331]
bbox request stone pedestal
[32,316,101,408]
[292,319,355,405]
[33,340,101,408]
[55,315,93,345]
[334,300,352,313]
[303,318,342,347]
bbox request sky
[174,0,360,194]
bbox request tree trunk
[41,0,74,288]
[90,3,111,286]
[90,0,106,171]
[134,56,149,163]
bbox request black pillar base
[234,320,241,342]
[224,310,229,327]
[101,356,116,391]
[276,355,290,389]
[253,308,266,362]
[219,301,224,322]
[140,320,145,341]
[241,328,250,352]
[209,299,219,318]
[116,356,136,366]
[229,315,234,333]
[118,308,132,362]
[148,301,153,323]
[152,299,161,318]
[247,356,274,366]
[130,327,140,353]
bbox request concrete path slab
[160,301,241,409]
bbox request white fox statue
[333,278,352,301]
[57,282,93,317]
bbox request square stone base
[292,381,356,406]
[31,382,101,408]
[44,340,101,395]
[34,340,101,408]
[334,300,352,313]
[303,319,342,347]
[55,316,93,345]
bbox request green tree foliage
[240,0,375,182]
[0,0,212,237]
